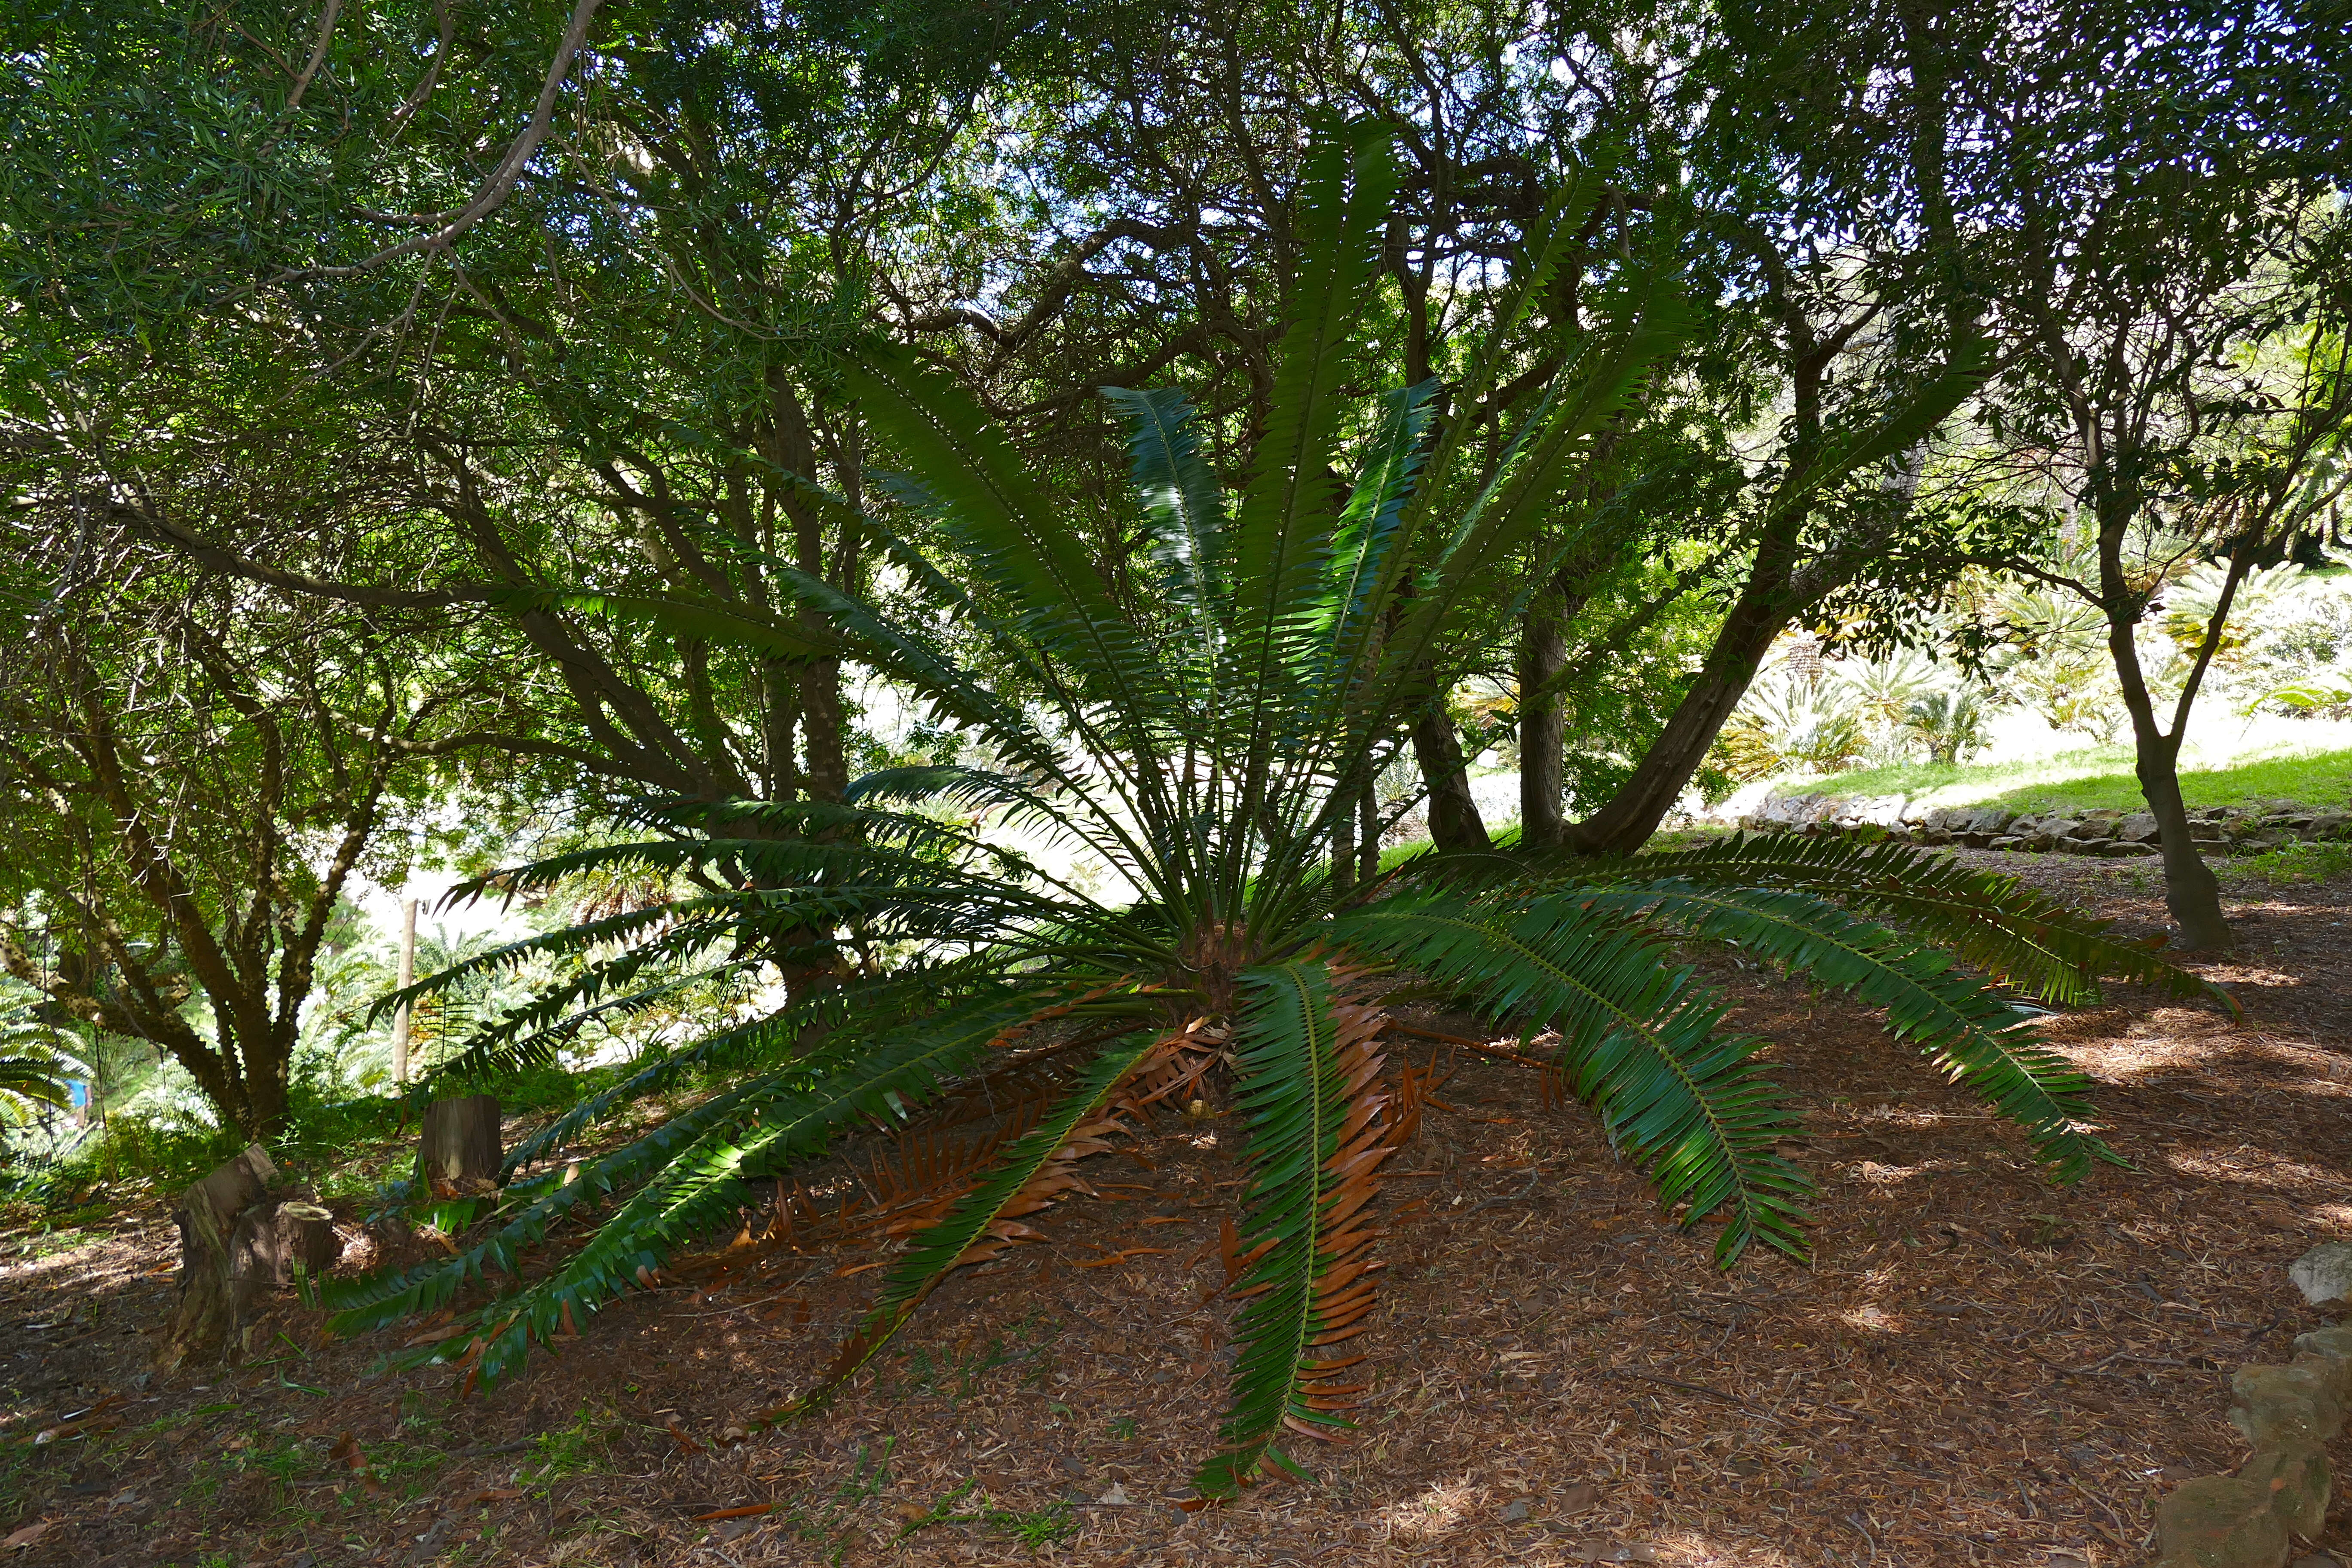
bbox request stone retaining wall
[1733,793,2350,860]
[2157,1322,2352,1567]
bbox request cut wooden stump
[418,1094,502,1197]
[278,1201,339,1276]
[162,1143,277,1369]
[227,1200,282,1320]
[229,1200,342,1310]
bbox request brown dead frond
[1287,993,1403,1438]
[1387,1020,1565,1109]
[945,1020,1216,1271]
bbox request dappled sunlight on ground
[1377,1473,1482,1542]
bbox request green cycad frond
[1369,269,1694,717]
[424,959,747,1084]
[375,860,1079,1042]
[1195,962,1341,1494]
[843,764,1141,887]
[1753,331,1994,533]
[491,971,987,1178]
[847,345,1185,805]
[447,833,1065,915]
[1195,962,1396,1496]
[1448,169,1609,443]
[1299,380,1438,750]
[328,986,1078,1380]
[1631,834,2225,1009]
[1586,880,2118,1180]
[1335,893,1810,1264]
[0,1052,74,1120]
[1228,126,1397,653]
[1106,385,1227,626]
[1223,125,1399,818]
[786,1029,1165,1418]
[502,582,1100,822]
[625,794,1057,877]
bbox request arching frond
[1629,834,2228,1009]
[327,986,1093,1384]
[1106,385,1227,627]
[1585,879,2119,1180]
[1335,893,1810,1263]
[1194,964,1397,1496]
[781,1028,1166,1419]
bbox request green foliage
[1902,689,1995,767]
[320,126,2205,1504]
[526,1407,612,1490]
[1715,677,1869,783]
[326,989,1047,1383]
[0,995,78,1126]
[2242,839,2352,887]
[1339,893,1809,1259]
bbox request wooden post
[390,896,417,1083]
[417,1095,502,1197]
[162,1143,278,1368]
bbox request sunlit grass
[1794,744,2352,815]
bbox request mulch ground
[4,851,2349,1568]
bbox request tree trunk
[391,896,416,1083]
[1566,591,1789,856]
[1410,704,1491,852]
[240,1056,293,1145]
[2138,734,2229,947]
[417,1095,502,1196]
[796,657,849,802]
[227,1200,287,1318]
[222,1197,339,1342]
[1518,602,1568,851]
[274,1201,340,1279]
[162,1143,278,1368]
[227,1199,337,1310]
[2108,628,2232,948]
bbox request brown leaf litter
[0,851,2347,1566]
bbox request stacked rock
[1731,794,2350,859]
[2156,1323,2352,1567]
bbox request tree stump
[227,1200,341,1311]
[162,1143,278,1368]
[277,1201,340,1277]
[227,1198,284,1320]
[417,1094,502,1197]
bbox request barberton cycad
[331,124,2216,1500]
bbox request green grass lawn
[1786,744,2352,815]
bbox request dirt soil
[4,852,2349,1568]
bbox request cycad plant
[333,127,2215,1499]
[1714,674,1870,782]
[1903,688,1996,766]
